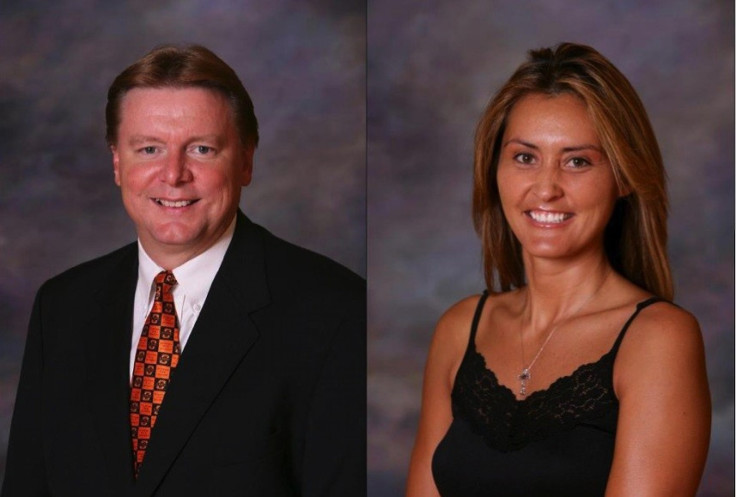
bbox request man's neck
[139,216,238,271]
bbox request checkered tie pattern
[129,270,181,477]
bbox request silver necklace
[518,271,609,397]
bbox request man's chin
[136,217,234,260]
[139,227,205,252]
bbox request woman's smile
[525,209,574,225]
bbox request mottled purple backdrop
[368,1,733,496]
[0,0,365,483]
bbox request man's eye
[195,145,213,154]
[141,146,157,155]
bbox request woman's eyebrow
[503,138,538,149]
[503,138,602,153]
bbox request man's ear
[241,145,255,186]
[111,145,122,186]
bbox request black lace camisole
[432,292,662,496]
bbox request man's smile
[153,198,198,208]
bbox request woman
[406,43,710,496]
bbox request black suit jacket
[2,213,366,496]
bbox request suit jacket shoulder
[40,242,138,301]
[253,220,365,303]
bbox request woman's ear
[617,179,632,198]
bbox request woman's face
[496,92,623,262]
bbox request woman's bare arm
[606,303,711,496]
[405,297,480,497]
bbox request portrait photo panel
[0,0,365,486]
[368,1,733,496]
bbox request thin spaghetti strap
[609,297,665,356]
[467,290,490,351]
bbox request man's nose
[161,150,192,185]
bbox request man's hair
[105,44,259,148]
[472,42,672,299]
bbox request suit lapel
[83,245,138,492]
[132,214,271,496]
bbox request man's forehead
[118,87,233,122]
[115,87,239,143]
[121,86,228,103]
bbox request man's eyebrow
[188,134,223,144]
[128,135,165,145]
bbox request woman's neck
[520,252,612,333]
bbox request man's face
[112,87,253,266]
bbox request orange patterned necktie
[129,270,181,477]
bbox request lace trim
[451,343,618,452]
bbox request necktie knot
[153,271,177,302]
[155,270,177,286]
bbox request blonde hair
[472,43,672,299]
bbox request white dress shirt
[129,218,236,379]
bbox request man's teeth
[528,211,570,224]
[157,199,194,208]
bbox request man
[2,45,365,496]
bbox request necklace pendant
[519,368,530,397]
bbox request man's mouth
[525,210,573,224]
[154,198,197,208]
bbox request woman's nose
[532,165,563,201]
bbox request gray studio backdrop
[0,0,365,483]
[368,1,733,496]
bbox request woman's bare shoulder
[437,290,521,327]
[437,294,485,328]
[432,294,485,352]
[429,292,518,371]
[627,300,701,343]
[615,299,704,392]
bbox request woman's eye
[569,157,590,168]
[514,153,534,164]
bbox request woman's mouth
[525,210,573,224]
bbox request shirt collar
[136,216,237,302]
